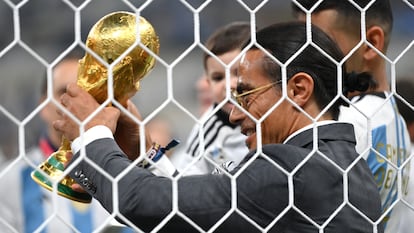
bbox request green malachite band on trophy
[47,155,65,171]
[31,170,92,203]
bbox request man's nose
[229,105,244,125]
[230,75,238,90]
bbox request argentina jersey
[339,92,411,232]
[0,139,134,233]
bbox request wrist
[71,125,114,154]
[139,139,179,168]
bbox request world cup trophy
[31,11,160,203]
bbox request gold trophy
[31,11,160,203]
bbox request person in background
[195,74,214,116]
[170,22,250,174]
[0,51,117,233]
[55,21,382,233]
[292,1,411,231]
[0,51,141,233]
[395,78,414,233]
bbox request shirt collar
[283,120,337,144]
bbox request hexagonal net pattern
[0,0,413,233]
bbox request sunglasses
[231,80,282,109]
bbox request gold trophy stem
[31,136,92,203]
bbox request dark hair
[396,78,414,124]
[203,22,250,70]
[40,50,83,96]
[291,0,393,51]
[249,21,371,120]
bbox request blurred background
[0,0,413,161]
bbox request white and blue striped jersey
[0,138,133,233]
[171,106,248,175]
[339,92,411,233]
[398,143,414,233]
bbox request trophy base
[31,170,92,203]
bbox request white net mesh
[0,0,413,232]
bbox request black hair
[203,22,250,70]
[396,78,414,124]
[291,0,393,50]
[248,21,372,120]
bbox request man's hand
[115,100,153,160]
[64,151,87,193]
[53,83,120,141]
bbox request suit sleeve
[68,138,290,232]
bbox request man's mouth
[242,128,256,149]
[243,129,255,136]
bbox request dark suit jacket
[69,123,383,233]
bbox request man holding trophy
[30,11,169,201]
[53,21,382,232]
[27,11,174,232]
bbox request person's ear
[287,72,314,107]
[364,26,385,61]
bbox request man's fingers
[61,83,82,107]
[108,107,121,120]
[56,108,63,117]
[66,83,81,97]
[53,119,80,141]
[53,119,65,133]
[60,93,70,107]
[71,183,87,193]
